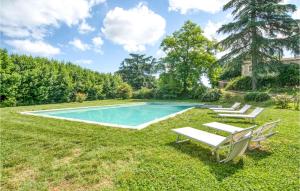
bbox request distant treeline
[0,49,124,106]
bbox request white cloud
[0,26,31,39]
[201,74,211,87]
[69,38,90,51]
[89,0,106,6]
[5,39,60,56]
[74,59,93,65]
[203,14,233,58]
[92,36,104,53]
[92,36,104,46]
[168,0,227,14]
[102,3,166,52]
[155,49,166,58]
[281,0,291,4]
[203,14,232,41]
[78,21,95,34]
[0,0,105,39]
[292,9,300,19]
[203,21,225,41]
[216,49,229,59]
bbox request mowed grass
[1,99,299,190]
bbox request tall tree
[117,54,157,90]
[218,0,299,90]
[160,20,217,95]
[0,49,20,106]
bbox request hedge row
[0,49,126,106]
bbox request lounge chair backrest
[250,107,264,117]
[239,105,251,113]
[221,134,252,163]
[253,120,280,141]
[231,125,256,142]
[232,102,241,109]
[217,125,256,147]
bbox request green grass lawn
[1,99,299,190]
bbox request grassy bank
[1,99,299,190]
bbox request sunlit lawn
[1,99,299,190]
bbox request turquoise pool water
[25,103,199,129]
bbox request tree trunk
[251,55,257,90]
[182,78,188,96]
[250,0,257,91]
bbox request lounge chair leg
[221,116,224,122]
[175,135,189,143]
[213,150,220,162]
[176,135,180,143]
[216,152,220,162]
[255,141,261,148]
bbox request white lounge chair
[213,104,251,114]
[203,120,280,148]
[209,102,241,111]
[172,126,255,162]
[203,122,245,133]
[218,107,264,122]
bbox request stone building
[241,57,300,76]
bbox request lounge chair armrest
[253,131,278,142]
[214,142,231,151]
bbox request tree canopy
[160,20,218,95]
[117,54,158,90]
[218,0,300,90]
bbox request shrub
[257,76,278,88]
[244,92,257,102]
[222,92,234,100]
[201,88,222,102]
[87,85,104,100]
[225,76,252,91]
[254,92,270,102]
[156,91,178,99]
[156,73,181,99]
[273,94,292,109]
[117,83,133,99]
[244,92,271,102]
[75,92,87,103]
[292,92,300,110]
[278,63,300,87]
[1,97,17,107]
[190,85,207,99]
[220,67,241,81]
[219,59,242,81]
[133,87,154,99]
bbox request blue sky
[1,0,299,73]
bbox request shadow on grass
[194,107,211,110]
[166,141,245,181]
[246,148,272,160]
[206,112,217,115]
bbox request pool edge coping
[20,102,146,113]
[19,103,198,130]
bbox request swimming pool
[21,102,201,129]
